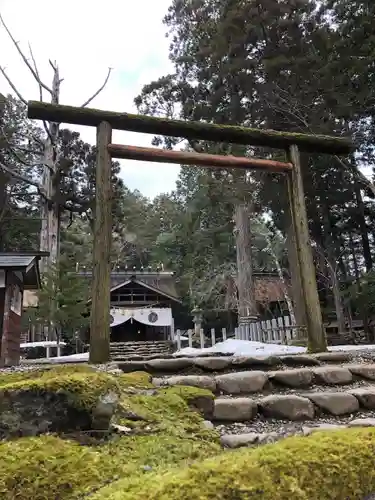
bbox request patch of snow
[174,339,375,357]
[20,341,67,348]
[48,352,89,363]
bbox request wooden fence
[174,316,304,350]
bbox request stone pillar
[238,315,258,341]
[192,307,203,339]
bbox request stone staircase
[117,350,375,448]
[109,340,174,361]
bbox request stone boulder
[117,361,147,373]
[0,370,120,438]
[312,352,352,364]
[346,364,375,381]
[193,357,232,371]
[215,371,268,394]
[213,398,258,421]
[302,423,346,436]
[144,358,193,373]
[348,388,375,410]
[231,355,281,368]
[153,375,217,392]
[220,433,260,448]
[259,395,315,420]
[268,368,313,388]
[279,355,321,367]
[304,392,359,416]
[313,366,353,385]
[348,418,375,427]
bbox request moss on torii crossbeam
[27,101,353,155]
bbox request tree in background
[133,0,375,334]
[23,256,90,343]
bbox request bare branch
[334,155,375,197]
[0,13,52,94]
[0,160,42,190]
[49,59,57,72]
[5,144,47,169]
[81,67,112,107]
[28,43,42,101]
[27,45,56,143]
[0,66,27,104]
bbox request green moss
[0,432,219,500]
[0,364,96,387]
[118,371,153,389]
[91,428,375,500]
[0,435,105,499]
[163,385,215,402]
[0,369,120,411]
[28,100,353,154]
[0,382,220,499]
[116,386,216,440]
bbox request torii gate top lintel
[27,100,353,156]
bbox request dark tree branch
[80,67,113,107]
[0,13,52,95]
[0,66,27,104]
[28,42,52,140]
[0,159,43,190]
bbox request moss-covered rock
[0,367,220,499]
[115,385,216,437]
[0,367,121,437]
[92,428,375,500]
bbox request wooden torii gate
[27,101,353,362]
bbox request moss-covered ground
[92,427,375,500]
[0,365,220,499]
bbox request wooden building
[81,270,182,343]
[0,253,42,366]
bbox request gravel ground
[0,362,118,374]
[215,410,375,437]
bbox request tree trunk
[326,259,346,334]
[354,184,372,272]
[264,232,296,325]
[39,68,61,274]
[349,231,370,334]
[319,199,347,335]
[234,203,257,330]
[39,67,61,341]
[285,211,307,329]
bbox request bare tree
[314,242,347,335]
[0,13,112,274]
[251,216,296,325]
[0,14,112,340]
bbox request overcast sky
[0,0,179,199]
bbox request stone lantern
[191,307,203,338]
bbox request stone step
[111,349,169,356]
[211,385,375,422]
[216,417,375,449]
[117,352,374,374]
[109,341,174,362]
[152,364,375,393]
[110,341,172,347]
